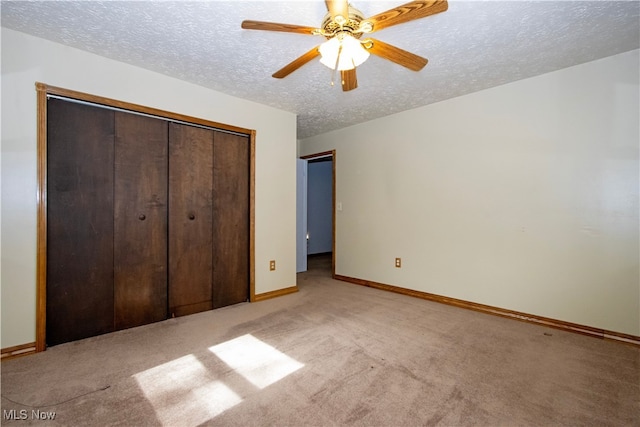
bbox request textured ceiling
[2,1,639,138]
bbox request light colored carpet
[2,256,639,426]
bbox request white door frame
[296,159,308,273]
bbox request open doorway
[297,150,336,278]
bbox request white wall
[1,28,297,349]
[300,50,640,336]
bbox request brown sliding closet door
[168,123,215,317]
[114,112,168,329]
[213,132,250,308]
[45,95,251,347]
[47,99,115,346]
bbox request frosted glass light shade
[319,34,369,71]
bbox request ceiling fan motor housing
[321,6,367,39]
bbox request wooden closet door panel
[46,99,115,346]
[114,112,168,330]
[213,132,250,308]
[168,123,214,317]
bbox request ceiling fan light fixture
[242,0,448,90]
[319,33,369,71]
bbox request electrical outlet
[270,260,276,271]
[395,258,401,268]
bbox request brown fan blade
[364,0,448,33]
[241,20,319,35]
[365,38,428,71]
[325,0,349,22]
[341,69,358,91]
[272,47,321,79]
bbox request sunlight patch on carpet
[134,354,242,425]
[209,334,304,389]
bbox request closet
[46,97,249,346]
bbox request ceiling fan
[241,0,448,91]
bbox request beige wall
[301,50,640,336]
[1,28,298,348]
